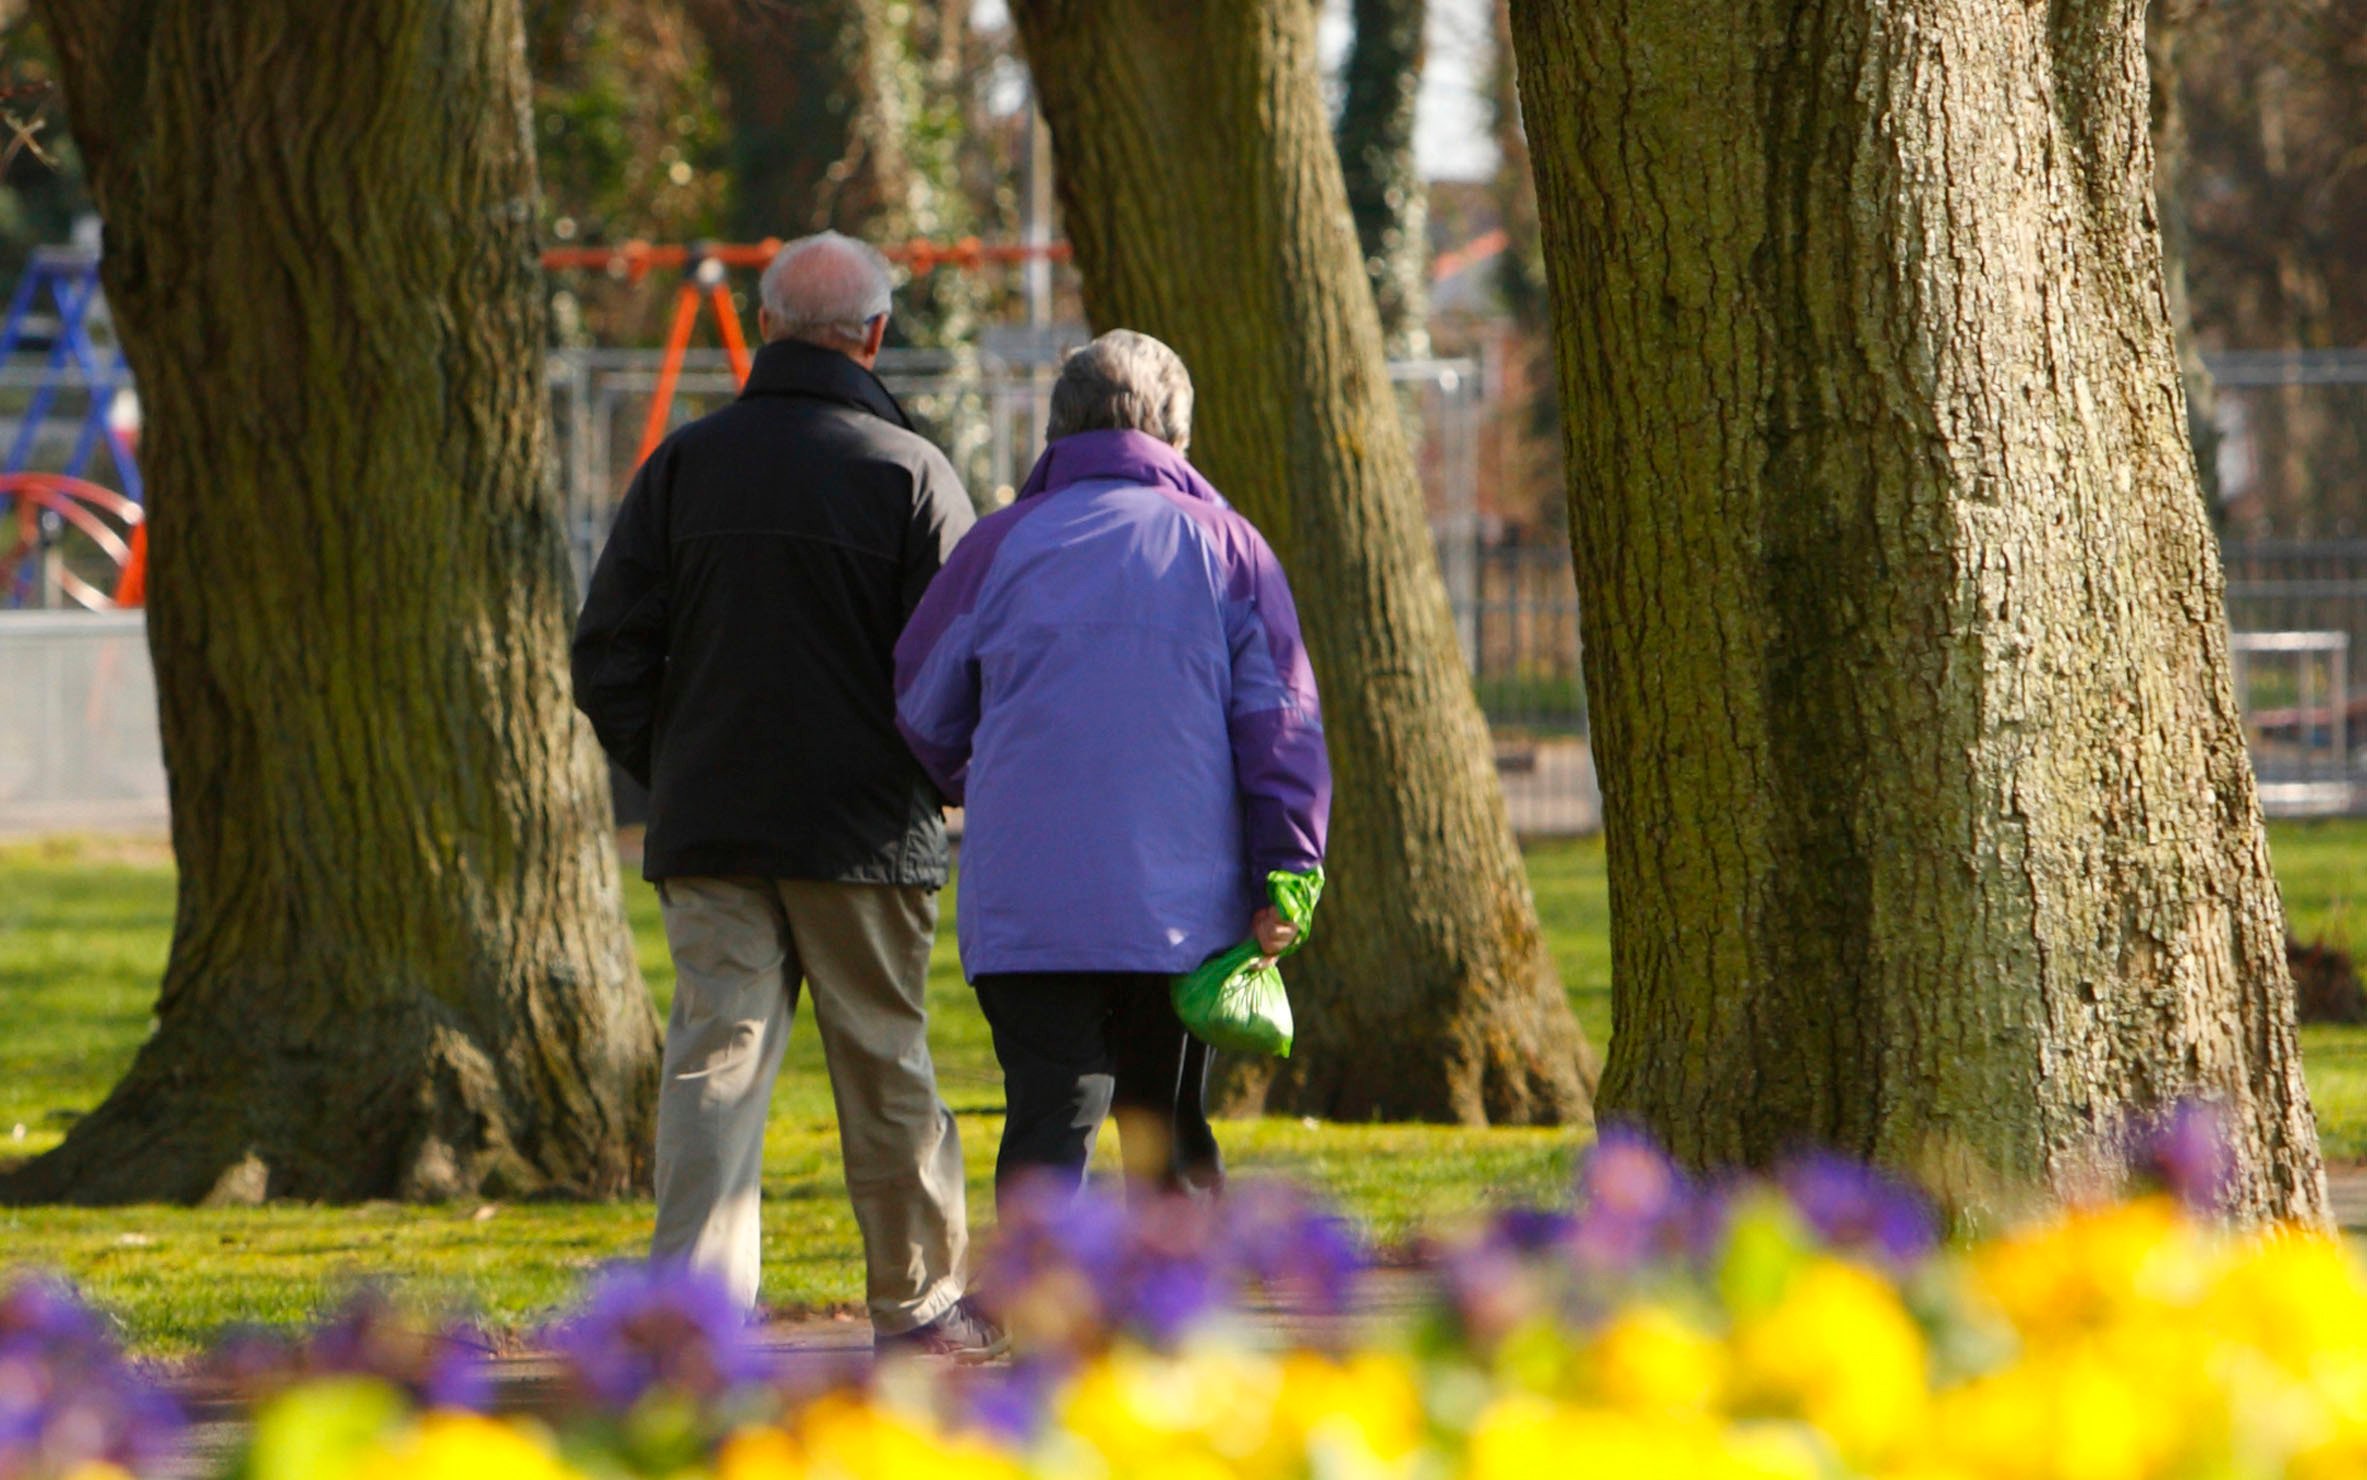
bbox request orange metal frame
[541,238,1072,466]
[72,239,1068,608]
[0,470,145,609]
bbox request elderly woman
[894,330,1330,1202]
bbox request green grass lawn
[0,837,1580,1352]
[4,823,2364,1352]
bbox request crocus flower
[295,1288,495,1413]
[2128,1101,2234,1213]
[978,1173,1131,1328]
[0,1275,184,1478]
[544,1262,775,1413]
[1776,1152,1939,1268]
[1568,1126,1699,1272]
[1222,1182,1365,1319]
[958,1357,1064,1446]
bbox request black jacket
[572,339,976,885]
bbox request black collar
[740,339,914,431]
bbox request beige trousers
[650,877,968,1333]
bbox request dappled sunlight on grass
[4,822,2362,1350]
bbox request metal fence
[2223,542,2367,815]
[13,541,2367,837]
[15,340,2367,835]
[2205,351,2367,541]
[549,346,1490,592]
[0,611,164,835]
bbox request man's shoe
[874,1296,1009,1362]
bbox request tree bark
[1009,0,1590,1125]
[2147,0,2220,519]
[2,0,660,1205]
[1336,0,1430,358]
[1512,0,2323,1220]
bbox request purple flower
[1568,1126,1699,1271]
[2128,1101,2234,1213]
[419,1329,497,1414]
[211,1288,497,1415]
[959,1358,1063,1446]
[1486,1207,1575,1256]
[979,1177,1371,1351]
[979,1173,1130,1322]
[319,1290,492,1412]
[1103,1193,1229,1347]
[1429,1237,1545,1350]
[1776,1153,1938,1267]
[0,1275,184,1477]
[1221,1183,1365,1319]
[544,1263,774,1413]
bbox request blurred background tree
[1336,0,1430,358]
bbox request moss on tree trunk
[1,0,660,1205]
[1009,0,1590,1126]
[1512,0,2322,1220]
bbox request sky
[969,0,1503,183]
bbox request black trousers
[972,972,1222,1208]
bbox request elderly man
[894,330,1330,1203]
[573,232,998,1357]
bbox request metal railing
[18,337,2367,834]
[0,610,165,834]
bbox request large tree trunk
[1335,0,1430,358]
[1009,0,1590,1125]
[2,0,660,1205]
[1512,1,2323,1220]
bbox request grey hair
[759,231,893,344]
[1046,330,1194,450]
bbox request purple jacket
[894,429,1331,977]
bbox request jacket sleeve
[903,451,977,621]
[1227,530,1331,877]
[893,510,998,806]
[571,446,673,788]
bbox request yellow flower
[60,1466,137,1480]
[1467,1395,1820,1480]
[1586,1304,1726,1416]
[797,1392,1022,1480]
[2202,1230,2367,1374]
[1728,1258,1927,1464]
[1059,1345,1285,1473]
[346,1412,584,1480]
[1969,1199,2201,1343]
[1270,1350,1424,1477]
[1921,1344,2192,1480]
[716,1424,805,1480]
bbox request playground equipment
[0,247,146,610]
[540,238,1073,467]
[0,472,142,608]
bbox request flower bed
[7,1123,2361,1479]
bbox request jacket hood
[1018,428,1228,508]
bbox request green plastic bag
[1171,867,1326,1058]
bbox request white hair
[1046,329,1194,450]
[759,231,894,345]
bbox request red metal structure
[3,239,1068,609]
[0,471,143,610]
